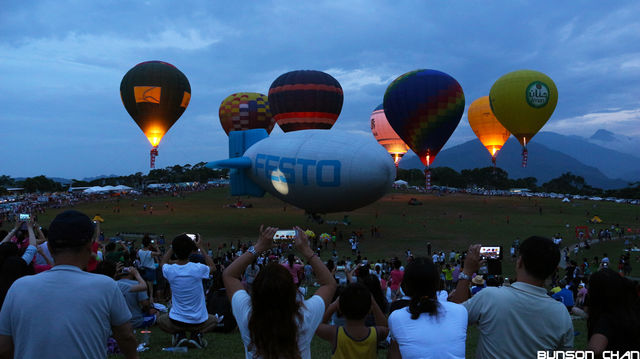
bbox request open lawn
[30,188,640,358]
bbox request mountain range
[399,130,640,190]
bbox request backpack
[206,288,237,333]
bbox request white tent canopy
[394,180,408,187]
[83,185,133,193]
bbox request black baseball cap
[48,210,95,250]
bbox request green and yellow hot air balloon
[489,70,558,167]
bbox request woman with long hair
[223,226,336,359]
[387,257,467,359]
[586,268,640,354]
[0,220,37,307]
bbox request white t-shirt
[162,262,210,324]
[138,249,155,269]
[232,290,325,359]
[389,301,467,359]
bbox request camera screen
[186,234,197,241]
[273,230,296,243]
[19,214,30,221]
[480,246,501,259]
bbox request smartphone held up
[273,230,296,244]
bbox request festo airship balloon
[208,129,395,214]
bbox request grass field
[30,188,640,358]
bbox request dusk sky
[2,1,639,179]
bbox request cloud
[547,108,640,137]
[324,67,395,93]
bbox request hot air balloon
[120,61,191,168]
[219,92,275,135]
[467,96,510,167]
[489,70,558,167]
[370,104,409,167]
[383,69,465,189]
[268,70,343,132]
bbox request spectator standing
[316,282,389,359]
[586,268,640,355]
[0,210,137,359]
[450,237,573,358]
[137,235,160,303]
[388,257,467,358]
[223,226,336,359]
[389,260,404,301]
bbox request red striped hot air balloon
[268,70,343,132]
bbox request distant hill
[534,132,640,182]
[14,177,72,184]
[587,129,640,157]
[399,137,630,189]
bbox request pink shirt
[390,269,404,291]
[281,263,303,285]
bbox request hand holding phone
[273,230,296,244]
[479,246,502,260]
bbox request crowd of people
[0,209,638,358]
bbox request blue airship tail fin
[206,129,267,197]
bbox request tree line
[0,162,228,194]
[397,167,640,199]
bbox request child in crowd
[316,282,389,359]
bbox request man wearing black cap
[0,210,139,359]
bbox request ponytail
[408,295,439,319]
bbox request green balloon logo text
[525,81,549,108]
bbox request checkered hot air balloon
[219,92,275,135]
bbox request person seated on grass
[158,233,219,349]
[315,282,388,359]
[586,268,640,355]
[450,236,573,359]
[388,257,468,359]
[223,226,336,359]
[96,260,157,330]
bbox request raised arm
[223,225,278,300]
[1,221,21,243]
[159,246,174,271]
[294,226,336,308]
[449,244,481,304]
[195,234,215,274]
[127,267,148,293]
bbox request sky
[2,1,639,179]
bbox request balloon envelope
[467,96,510,158]
[120,61,191,146]
[383,69,465,166]
[268,70,343,132]
[219,92,274,135]
[489,69,558,147]
[370,104,409,165]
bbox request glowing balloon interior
[370,104,409,166]
[467,96,510,165]
[120,61,191,168]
